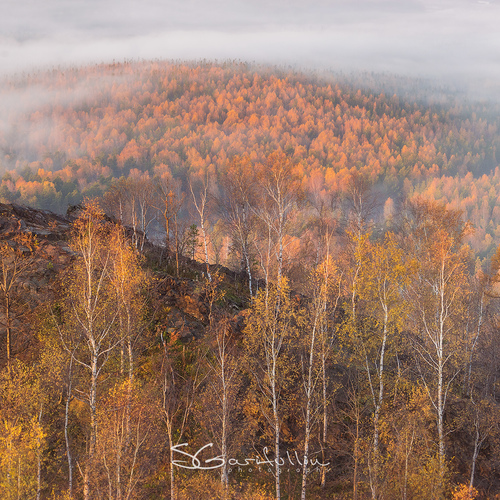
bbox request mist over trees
[2,61,500,258]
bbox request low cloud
[1,0,500,93]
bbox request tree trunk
[200,217,211,281]
[470,426,479,491]
[221,386,228,490]
[321,353,327,489]
[272,354,281,500]
[174,214,180,277]
[64,359,74,498]
[274,405,281,500]
[301,312,319,500]
[437,282,446,482]
[6,293,11,373]
[84,354,98,500]
[244,248,253,300]
[36,404,43,500]
[167,423,175,500]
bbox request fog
[2,0,500,94]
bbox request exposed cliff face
[152,274,248,341]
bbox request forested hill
[1,61,500,255]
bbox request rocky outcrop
[0,203,73,238]
[0,202,250,347]
[153,272,249,341]
[0,203,76,271]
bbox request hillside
[1,61,500,256]
[1,195,500,499]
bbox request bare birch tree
[154,171,185,268]
[218,156,257,299]
[190,170,213,281]
[253,152,301,287]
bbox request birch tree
[95,379,160,500]
[159,330,203,500]
[128,172,156,252]
[300,254,341,499]
[253,152,301,286]
[317,252,343,490]
[109,225,146,384]
[402,198,471,486]
[0,232,38,372]
[89,225,149,499]
[154,171,185,268]
[243,277,297,500]
[219,156,257,299]
[190,170,214,281]
[357,232,413,498]
[102,178,128,225]
[200,273,241,492]
[57,201,121,500]
[200,315,240,492]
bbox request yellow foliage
[408,454,449,500]
[178,472,232,500]
[0,362,44,499]
[178,473,275,500]
[452,484,479,500]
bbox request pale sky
[1,0,500,91]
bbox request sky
[1,0,500,92]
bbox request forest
[1,61,500,499]
[1,61,500,257]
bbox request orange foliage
[1,61,500,253]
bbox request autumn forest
[1,61,500,499]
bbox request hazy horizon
[2,0,500,97]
